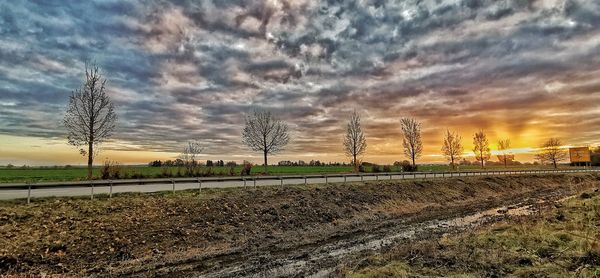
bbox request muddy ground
[1,173,599,277]
[342,182,600,277]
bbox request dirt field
[1,173,599,277]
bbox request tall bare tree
[472,130,491,168]
[64,62,117,179]
[498,138,511,168]
[400,118,423,167]
[343,111,367,172]
[535,138,567,169]
[242,110,290,173]
[441,130,463,170]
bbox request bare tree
[498,138,511,168]
[343,111,367,172]
[441,130,463,170]
[64,62,117,179]
[535,138,567,169]
[400,118,423,167]
[242,110,290,173]
[180,141,204,175]
[472,130,491,168]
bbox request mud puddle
[200,202,538,278]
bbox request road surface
[0,170,595,200]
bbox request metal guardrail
[1,168,599,203]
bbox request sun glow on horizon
[2,132,597,167]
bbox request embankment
[1,173,598,277]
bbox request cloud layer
[1,0,599,163]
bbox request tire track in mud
[142,193,573,278]
[201,204,534,277]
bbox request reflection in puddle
[206,203,539,278]
[327,204,534,259]
[271,204,534,278]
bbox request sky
[1,0,600,166]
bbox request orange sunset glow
[1,1,599,166]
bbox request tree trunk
[263,151,268,174]
[353,154,357,172]
[553,160,557,169]
[87,141,93,180]
[412,155,416,167]
[451,157,455,170]
[88,104,94,180]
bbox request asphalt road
[0,174,427,200]
[0,170,595,200]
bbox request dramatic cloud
[0,0,599,164]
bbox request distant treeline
[148,159,238,167]
[276,160,350,166]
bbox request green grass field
[0,164,584,183]
[0,165,353,183]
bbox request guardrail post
[325,174,329,184]
[109,180,113,198]
[253,178,257,189]
[389,174,392,180]
[376,174,379,181]
[90,182,94,200]
[304,176,307,185]
[280,176,283,187]
[198,178,202,193]
[171,179,175,193]
[243,178,247,188]
[424,173,427,180]
[27,182,31,204]
[360,174,364,182]
[344,175,347,184]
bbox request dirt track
[1,174,599,277]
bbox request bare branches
[498,138,511,167]
[180,141,204,176]
[442,130,463,170]
[242,110,290,173]
[343,111,367,171]
[64,62,117,179]
[180,141,204,165]
[400,118,423,167]
[535,138,567,169]
[472,130,491,168]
